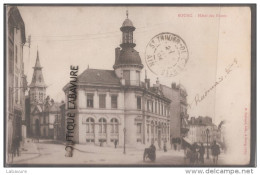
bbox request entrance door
[35,119,40,137]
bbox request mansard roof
[77,68,121,85]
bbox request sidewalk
[72,144,186,164]
[11,138,40,164]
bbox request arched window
[99,118,107,133]
[110,118,118,133]
[86,118,94,133]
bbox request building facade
[63,14,171,148]
[6,6,27,160]
[161,83,189,142]
[186,116,219,144]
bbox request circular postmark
[145,32,189,77]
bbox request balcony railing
[86,133,95,139]
[110,133,119,138]
[124,80,140,86]
[98,133,107,138]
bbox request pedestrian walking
[199,143,205,164]
[211,140,220,165]
[174,143,177,151]
[163,141,167,152]
[114,139,118,148]
[190,143,198,164]
[13,136,20,157]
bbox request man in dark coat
[13,136,20,157]
[149,142,156,161]
[114,140,118,148]
[211,140,220,164]
[199,143,205,164]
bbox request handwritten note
[189,58,238,108]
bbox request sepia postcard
[4,4,256,167]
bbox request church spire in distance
[29,49,46,88]
[34,49,42,68]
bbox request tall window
[128,32,133,43]
[87,93,94,108]
[15,45,17,63]
[99,118,107,133]
[155,102,157,113]
[137,96,141,110]
[147,100,150,111]
[15,76,18,103]
[39,92,43,102]
[151,101,154,112]
[111,95,118,109]
[43,128,46,137]
[151,121,154,134]
[99,94,106,108]
[137,123,142,133]
[123,70,130,85]
[158,103,160,114]
[111,118,118,133]
[136,71,140,85]
[86,118,94,133]
[155,122,158,134]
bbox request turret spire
[34,49,42,68]
[29,49,47,104]
[30,49,46,87]
[126,10,128,19]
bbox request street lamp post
[206,128,210,159]
[123,128,126,154]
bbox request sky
[17,6,251,127]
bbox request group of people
[185,140,221,165]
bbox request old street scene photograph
[5,6,251,166]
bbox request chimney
[115,47,120,62]
[144,70,150,88]
[156,77,160,85]
[145,79,150,89]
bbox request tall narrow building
[28,51,62,139]
[6,6,27,163]
[29,50,47,137]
